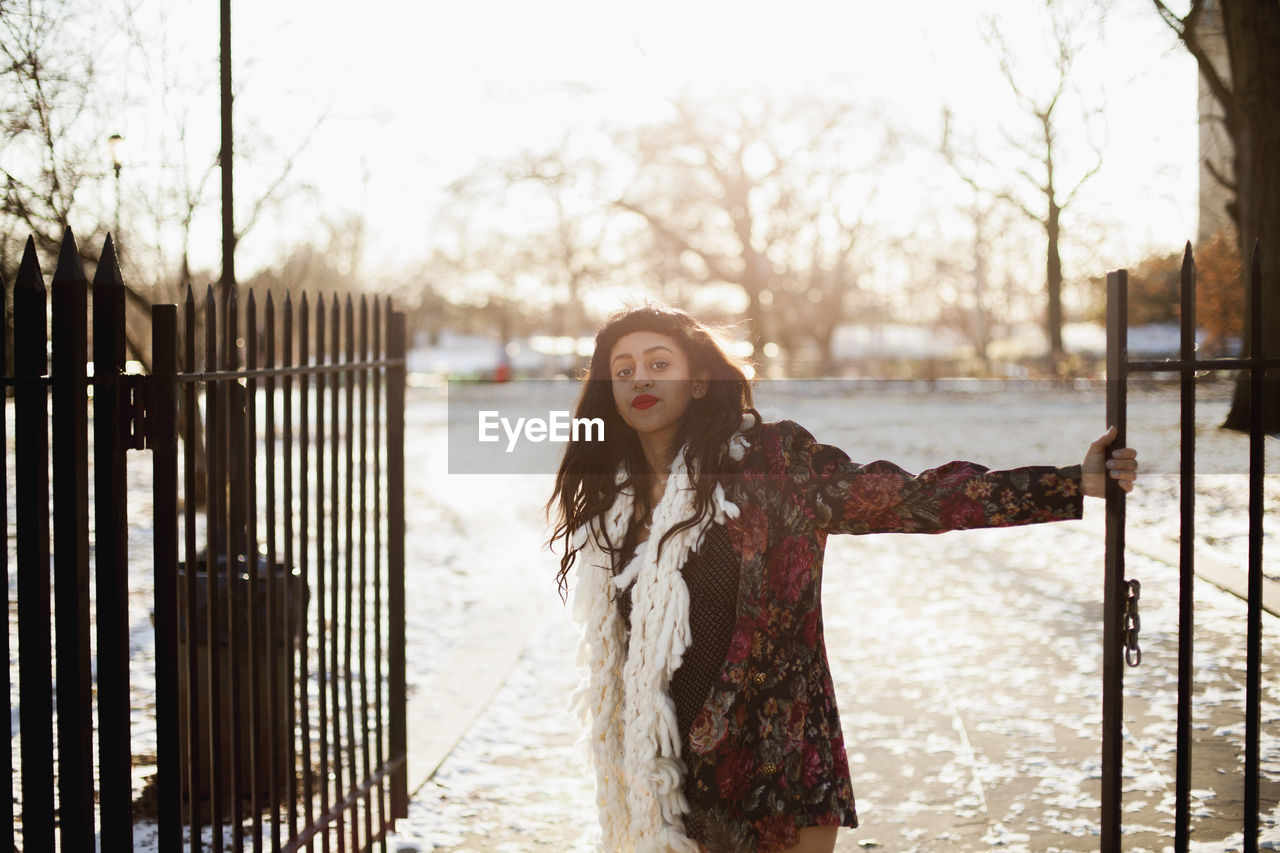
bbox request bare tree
[437,140,616,358]
[1152,0,1280,432]
[613,92,894,370]
[1,0,103,260]
[942,0,1106,374]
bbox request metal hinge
[119,374,149,451]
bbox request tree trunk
[1220,0,1280,433]
[1046,199,1065,369]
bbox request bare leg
[780,826,838,853]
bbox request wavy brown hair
[547,304,758,600]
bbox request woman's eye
[615,367,632,379]
[651,360,668,370]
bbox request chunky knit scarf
[570,419,752,853]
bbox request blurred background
[0,0,1248,383]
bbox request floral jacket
[680,420,1084,852]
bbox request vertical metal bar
[1102,269,1129,853]
[371,298,386,842]
[314,294,331,853]
[1243,243,1264,853]
[14,237,54,853]
[0,262,11,853]
[297,294,315,847]
[94,234,134,850]
[246,290,264,852]
[342,296,359,853]
[1175,244,1196,853]
[205,284,226,852]
[51,227,96,851]
[282,294,298,845]
[184,286,204,853]
[265,292,281,853]
[226,286,245,850]
[329,294,346,851]
[153,303,183,852]
[386,310,407,819]
[357,296,373,847]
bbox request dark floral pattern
[679,420,1083,852]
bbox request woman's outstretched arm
[770,420,1135,536]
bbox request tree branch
[613,198,740,284]
[1203,155,1238,193]
[1152,0,1235,130]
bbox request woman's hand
[1083,426,1139,497]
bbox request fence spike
[93,235,126,370]
[99,233,121,280]
[52,226,87,289]
[16,236,44,293]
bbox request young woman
[547,305,1138,853]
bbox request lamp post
[107,133,124,241]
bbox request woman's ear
[692,369,710,399]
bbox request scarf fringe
[570,424,749,853]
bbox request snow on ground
[10,380,1278,851]
[387,379,1280,852]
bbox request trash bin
[176,553,307,804]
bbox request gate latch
[119,374,148,451]
[1123,579,1142,667]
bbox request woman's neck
[637,433,677,480]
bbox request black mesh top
[614,523,742,753]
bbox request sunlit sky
[116,0,1199,285]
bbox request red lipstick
[631,394,658,410]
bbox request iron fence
[4,228,407,852]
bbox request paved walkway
[385,511,1280,852]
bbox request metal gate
[4,228,408,852]
[1103,242,1277,852]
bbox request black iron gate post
[14,237,54,853]
[1102,268,1129,853]
[0,263,10,853]
[1175,245,1198,851]
[153,302,182,852]
[1243,246,1265,847]
[51,230,96,851]
[93,234,135,851]
[387,309,408,822]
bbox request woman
[547,305,1138,853]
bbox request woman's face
[608,330,706,445]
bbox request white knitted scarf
[570,421,752,853]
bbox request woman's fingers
[1084,427,1139,496]
[1105,446,1139,492]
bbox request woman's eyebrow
[611,345,673,364]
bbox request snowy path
[384,382,1280,852]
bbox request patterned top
[661,420,1084,852]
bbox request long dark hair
[547,304,758,599]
